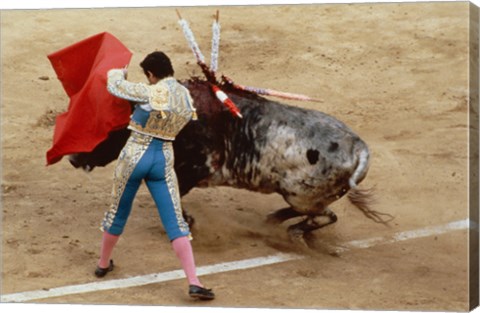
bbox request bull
[69,78,389,246]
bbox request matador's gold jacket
[107,69,197,141]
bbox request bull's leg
[266,207,303,224]
[182,208,195,228]
[287,208,337,247]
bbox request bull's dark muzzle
[68,154,94,172]
[68,155,81,168]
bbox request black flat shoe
[95,260,114,278]
[189,285,215,300]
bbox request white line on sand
[1,218,473,303]
[335,218,474,252]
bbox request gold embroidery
[149,83,169,111]
[162,141,190,234]
[101,132,152,232]
[127,77,197,141]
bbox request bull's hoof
[182,212,195,228]
[287,228,309,248]
[185,215,195,228]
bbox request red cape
[46,32,132,165]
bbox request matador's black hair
[140,51,175,79]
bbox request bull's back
[179,80,369,209]
[216,94,368,212]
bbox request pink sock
[172,236,202,287]
[98,232,120,268]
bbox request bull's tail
[347,141,394,225]
[348,142,370,189]
[347,188,393,224]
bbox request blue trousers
[101,132,190,241]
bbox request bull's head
[68,128,131,172]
